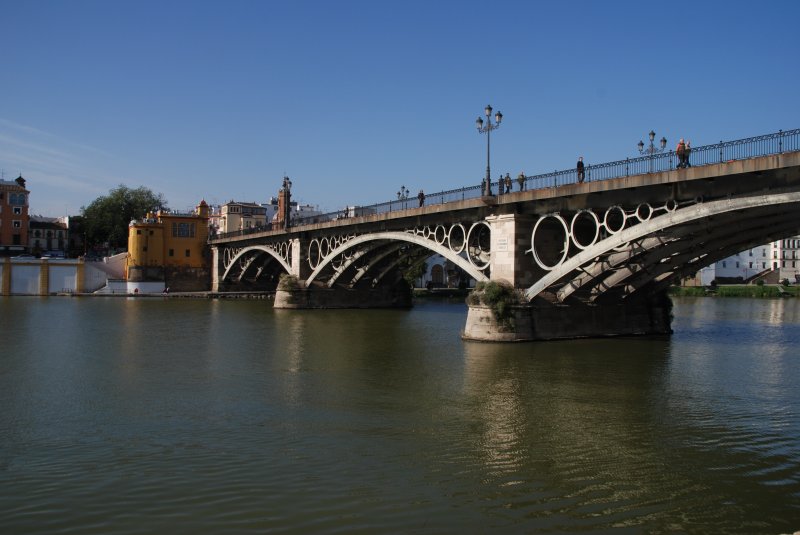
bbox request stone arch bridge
[211,138,800,341]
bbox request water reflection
[1,297,799,533]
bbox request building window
[749,251,753,257]
[149,230,154,236]
[722,261,726,268]
[763,250,766,257]
[169,249,174,257]
[172,222,196,238]
[34,230,41,238]
[137,230,142,235]
[185,249,190,257]
[12,220,21,228]
[143,246,147,252]
[749,262,753,268]
[763,262,766,269]
[13,206,21,215]
[735,262,739,268]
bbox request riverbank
[38,287,470,301]
[669,284,798,298]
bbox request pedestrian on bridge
[418,189,425,207]
[517,172,526,191]
[504,173,512,193]
[577,157,585,183]
[685,141,692,167]
[676,139,687,168]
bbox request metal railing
[212,128,799,241]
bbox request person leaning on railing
[676,139,687,168]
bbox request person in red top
[676,139,686,168]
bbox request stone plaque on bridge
[496,237,509,252]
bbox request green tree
[81,185,168,249]
[401,258,427,288]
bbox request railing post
[625,158,629,177]
[719,141,723,163]
[779,129,783,153]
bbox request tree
[81,185,168,249]
[401,257,427,288]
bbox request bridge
[210,129,800,341]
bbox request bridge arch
[306,231,489,286]
[524,191,800,303]
[220,245,293,282]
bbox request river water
[1,296,799,534]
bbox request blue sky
[2,0,799,216]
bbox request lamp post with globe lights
[476,104,503,196]
[638,130,667,173]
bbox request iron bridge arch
[306,230,490,288]
[524,191,800,304]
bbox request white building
[209,201,268,234]
[698,237,800,284]
[416,253,475,289]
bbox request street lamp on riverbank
[638,130,667,173]
[476,104,503,196]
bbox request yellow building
[126,200,210,290]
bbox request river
[1,296,798,534]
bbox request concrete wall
[9,264,40,294]
[95,280,165,294]
[1,258,111,295]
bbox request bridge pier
[486,214,537,287]
[274,283,411,309]
[463,293,673,342]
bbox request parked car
[41,251,66,259]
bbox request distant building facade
[0,175,30,256]
[417,254,474,289]
[126,200,211,291]
[28,216,67,257]
[697,238,800,284]
[216,201,268,234]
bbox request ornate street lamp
[476,104,503,196]
[281,175,292,230]
[638,130,667,173]
[396,185,409,210]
